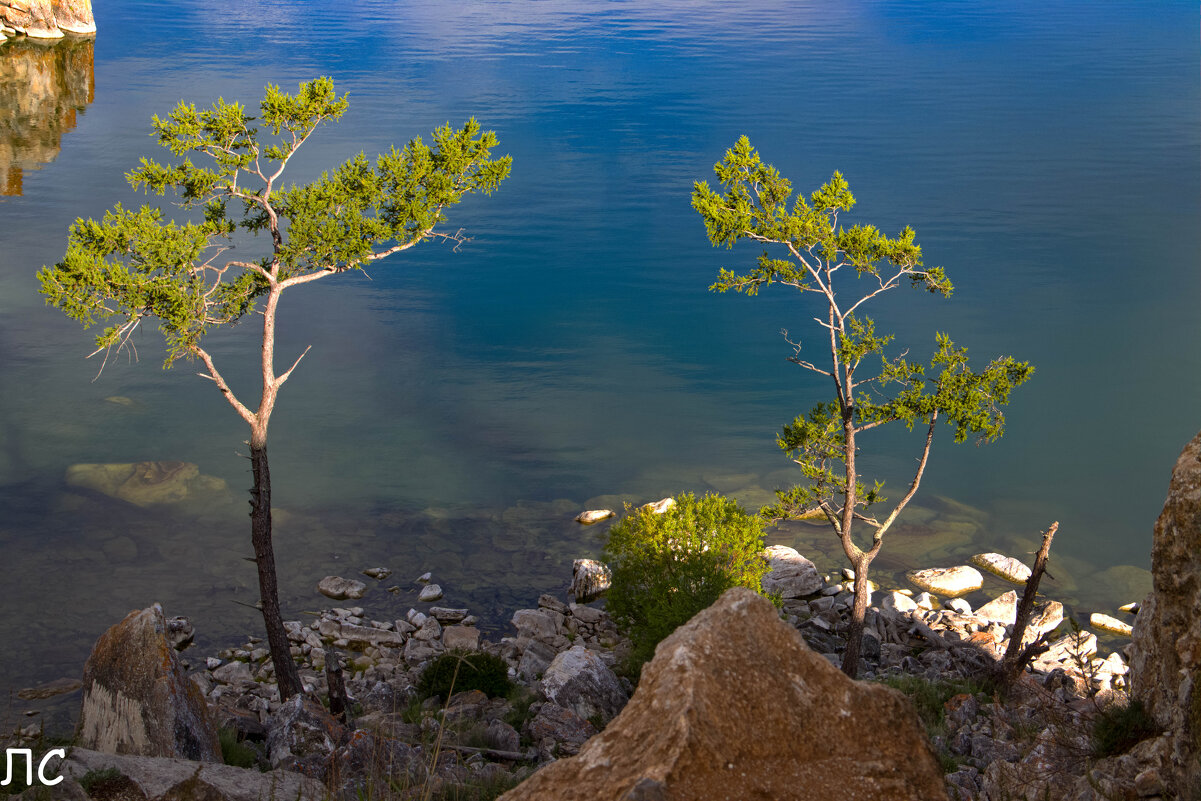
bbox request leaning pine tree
[692,137,1032,678]
[39,78,511,699]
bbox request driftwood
[441,743,537,762]
[997,521,1059,687]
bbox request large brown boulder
[77,604,221,762]
[499,587,949,801]
[1130,430,1201,798]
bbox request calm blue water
[1,0,1197,721]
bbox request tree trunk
[842,559,870,678]
[249,443,304,701]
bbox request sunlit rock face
[0,1,94,37]
[0,34,93,195]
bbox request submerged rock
[65,461,226,507]
[499,587,949,801]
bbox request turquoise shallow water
[0,1,1197,728]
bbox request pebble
[362,567,392,580]
[418,583,444,602]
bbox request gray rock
[540,645,629,724]
[512,608,560,643]
[317,576,367,600]
[429,606,469,623]
[212,660,254,685]
[362,567,392,580]
[539,594,570,614]
[59,747,324,801]
[569,603,604,625]
[266,694,348,780]
[761,545,823,599]
[418,583,444,602]
[404,637,444,665]
[525,703,598,755]
[442,626,480,652]
[518,639,558,682]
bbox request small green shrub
[417,650,514,701]
[218,727,260,770]
[1092,699,1159,757]
[603,492,770,672]
[77,767,125,793]
[878,674,989,739]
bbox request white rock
[642,497,674,514]
[914,592,938,611]
[417,572,432,583]
[944,597,973,614]
[974,590,1020,625]
[881,591,918,614]
[575,509,615,525]
[1117,601,1141,615]
[1090,613,1133,636]
[761,545,823,599]
[970,553,1032,584]
[1029,601,1065,639]
[418,583,443,603]
[906,566,983,597]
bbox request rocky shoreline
[8,537,1164,801]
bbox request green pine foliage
[38,77,511,370]
[603,492,770,672]
[693,138,1032,676]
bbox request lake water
[1,1,1197,731]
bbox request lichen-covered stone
[78,604,220,761]
[1130,430,1201,798]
